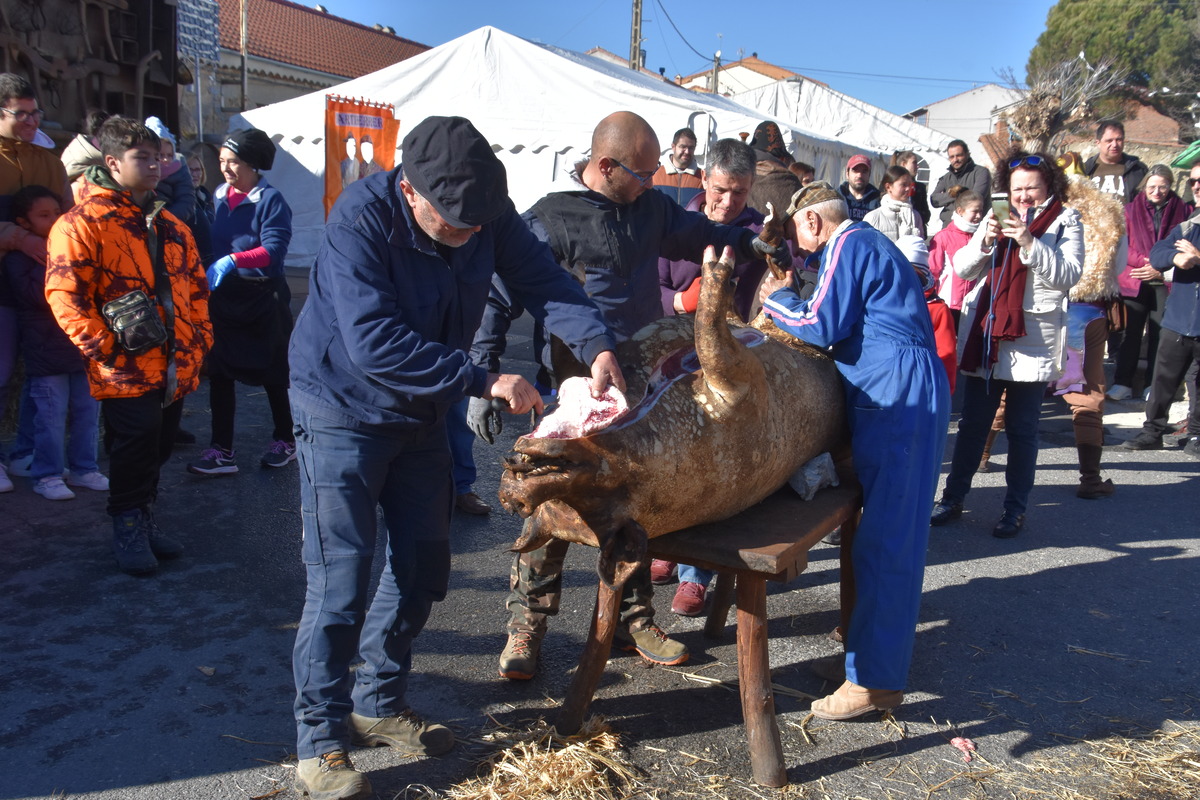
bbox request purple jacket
[658,194,765,322]
[1122,192,1192,297]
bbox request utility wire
[778,64,995,85]
[652,0,709,61]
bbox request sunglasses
[611,159,656,188]
[1009,155,1044,169]
[1188,177,1200,186]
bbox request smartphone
[990,193,1010,222]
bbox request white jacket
[953,203,1084,382]
[863,197,923,242]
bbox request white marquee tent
[733,78,957,183]
[235,26,881,268]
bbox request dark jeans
[208,376,293,450]
[446,397,476,494]
[101,391,182,516]
[1141,330,1200,437]
[942,377,1044,517]
[291,404,452,760]
[1113,284,1166,390]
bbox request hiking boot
[348,709,455,756]
[930,500,962,526]
[295,750,372,800]
[1122,431,1163,451]
[615,623,689,666]
[499,628,542,680]
[1184,436,1200,460]
[188,447,238,475]
[1076,479,1115,499]
[34,476,75,501]
[66,471,110,491]
[649,559,676,585]
[454,491,491,515]
[140,508,184,559]
[112,510,157,575]
[670,581,707,617]
[992,512,1025,539]
[261,440,297,468]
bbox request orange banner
[324,96,400,218]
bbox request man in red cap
[838,154,881,222]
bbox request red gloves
[678,276,702,314]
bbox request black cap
[223,128,276,171]
[401,116,508,228]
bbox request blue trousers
[446,397,476,494]
[291,404,453,760]
[843,345,949,691]
[942,377,1044,517]
[29,372,99,479]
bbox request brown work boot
[498,628,542,680]
[295,749,372,800]
[348,709,455,756]
[811,680,903,720]
[615,623,689,666]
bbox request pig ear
[511,516,554,553]
[596,519,648,589]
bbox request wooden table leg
[703,571,735,639]
[735,574,787,787]
[557,579,622,735]
[838,507,860,636]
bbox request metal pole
[195,53,203,140]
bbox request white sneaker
[1105,384,1132,401]
[66,471,110,491]
[33,476,76,501]
[0,463,12,493]
[7,454,32,477]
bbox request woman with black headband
[188,127,296,476]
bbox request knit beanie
[222,128,276,171]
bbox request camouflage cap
[786,180,841,216]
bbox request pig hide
[499,247,847,587]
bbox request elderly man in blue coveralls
[758,181,950,720]
[286,116,624,800]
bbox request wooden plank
[557,580,622,735]
[647,483,862,580]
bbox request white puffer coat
[953,202,1085,382]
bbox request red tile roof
[681,55,811,85]
[218,0,430,79]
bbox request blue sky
[322,0,1058,115]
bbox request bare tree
[999,57,1129,152]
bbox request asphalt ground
[2,318,1198,800]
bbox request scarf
[1127,192,1187,266]
[951,211,979,234]
[960,195,1064,372]
[881,195,910,213]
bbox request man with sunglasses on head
[471,110,791,682]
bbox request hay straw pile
[408,716,651,800]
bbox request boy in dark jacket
[5,186,106,501]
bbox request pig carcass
[498,247,847,585]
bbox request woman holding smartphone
[930,149,1084,538]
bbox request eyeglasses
[611,159,656,188]
[1009,155,1044,169]
[0,107,45,124]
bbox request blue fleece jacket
[211,178,292,275]
[288,167,615,430]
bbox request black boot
[112,510,158,575]
[141,507,184,559]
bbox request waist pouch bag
[102,290,168,354]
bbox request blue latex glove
[206,255,236,290]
